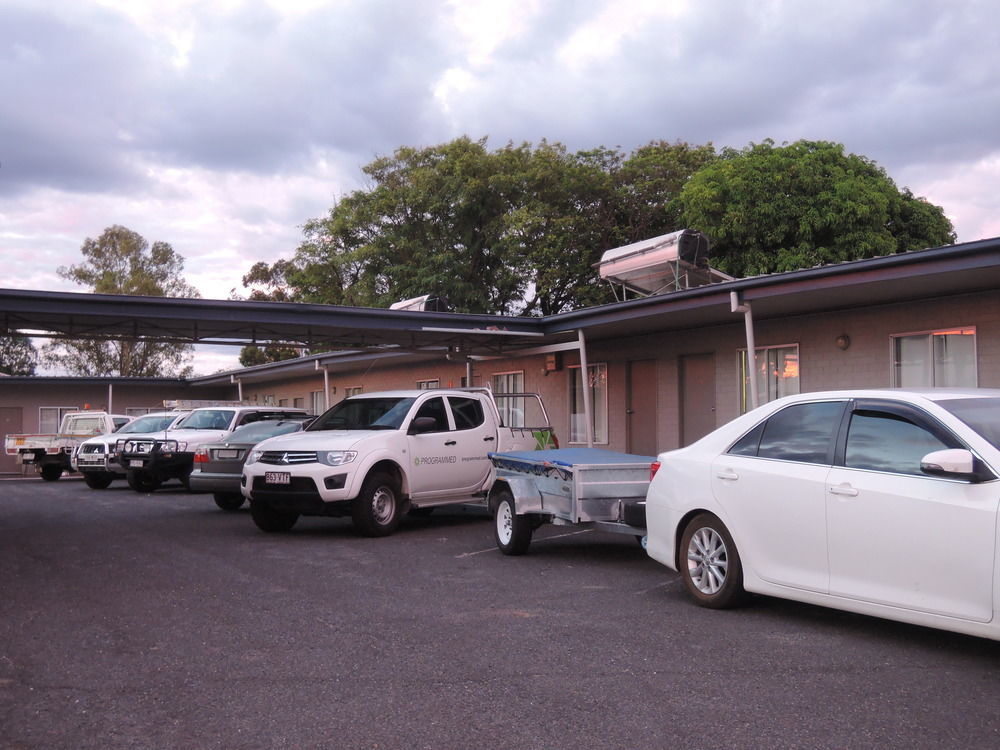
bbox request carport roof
[2,235,999,370]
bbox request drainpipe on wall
[230,374,243,402]
[577,328,594,448]
[731,291,759,411]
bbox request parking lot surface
[2,477,1000,749]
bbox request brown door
[0,407,23,474]
[680,353,716,446]
[626,359,658,456]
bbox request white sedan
[645,388,1000,640]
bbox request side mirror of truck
[408,416,438,435]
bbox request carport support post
[466,360,473,388]
[731,291,759,411]
[577,328,594,448]
[107,383,113,413]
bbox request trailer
[486,448,656,554]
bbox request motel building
[2,233,1000,475]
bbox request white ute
[5,411,130,481]
[242,388,555,536]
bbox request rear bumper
[188,471,241,493]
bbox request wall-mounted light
[835,335,851,350]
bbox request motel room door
[679,353,716,447]
[0,407,23,474]
[626,359,658,457]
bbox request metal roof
[2,236,999,369]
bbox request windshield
[177,409,235,430]
[308,397,416,431]
[938,397,1000,450]
[118,415,179,434]
[226,420,305,444]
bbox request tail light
[193,448,209,464]
[649,461,661,480]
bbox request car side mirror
[920,449,992,483]
[408,416,438,435]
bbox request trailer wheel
[352,471,401,537]
[39,464,63,482]
[250,497,298,532]
[213,492,245,511]
[83,472,114,490]
[127,470,161,493]
[493,487,532,555]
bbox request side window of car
[754,401,844,464]
[844,410,954,476]
[414,397,449,432]
[448,397,485,431]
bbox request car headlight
[317,450,357,466]
[246,449,263,466]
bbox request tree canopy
[244,136,954,316]
[675,140,956,277]
[43,225,199,377]
[244,137,717,315]
[0,335,38,375]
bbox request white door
[710,400,846,593]
[826,407,998,621]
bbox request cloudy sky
[2,0,998,373]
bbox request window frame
[890,326,978,388]
[491,371,525,427]
[568,362,609,445]
[39,406,78,433]
[738,343,800,414]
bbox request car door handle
[829,484,859,497]
[483,436,495,442]
[715,469,739,481]
[444,440,457,446]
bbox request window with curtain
[892,328,976,387]
[739,345,800,414]
[569,363,608,444]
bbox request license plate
[217,449,240,459]
[265,472,291,485]
[129,459,145,468]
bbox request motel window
[492,371,525,427]
[892,328,977,387]
[310,390,325,414]
[293,398,304,409]
[263,395,276,406]
[125,407,154,417]
[39,406,78,433]
[739,345,800,414]
[345,386,363,397]
[416,379,439,390]
[569,363,608,444]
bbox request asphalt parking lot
[2,477,1000,749]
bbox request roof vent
[597,229,732,300]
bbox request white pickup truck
[4,412,131,481]
[242,388,556,536]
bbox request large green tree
[674,139,956,277]
[244,137,717,315]
[43,225,199,376]
[0,335,38,375]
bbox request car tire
[493,487,532,555]
[83,472,114,490]
[679,513,748,609]
[39,464,63,482]
[127,470,162,493]
[352,471,401,537]
[213,492,246,511]
[249,497,298,532]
